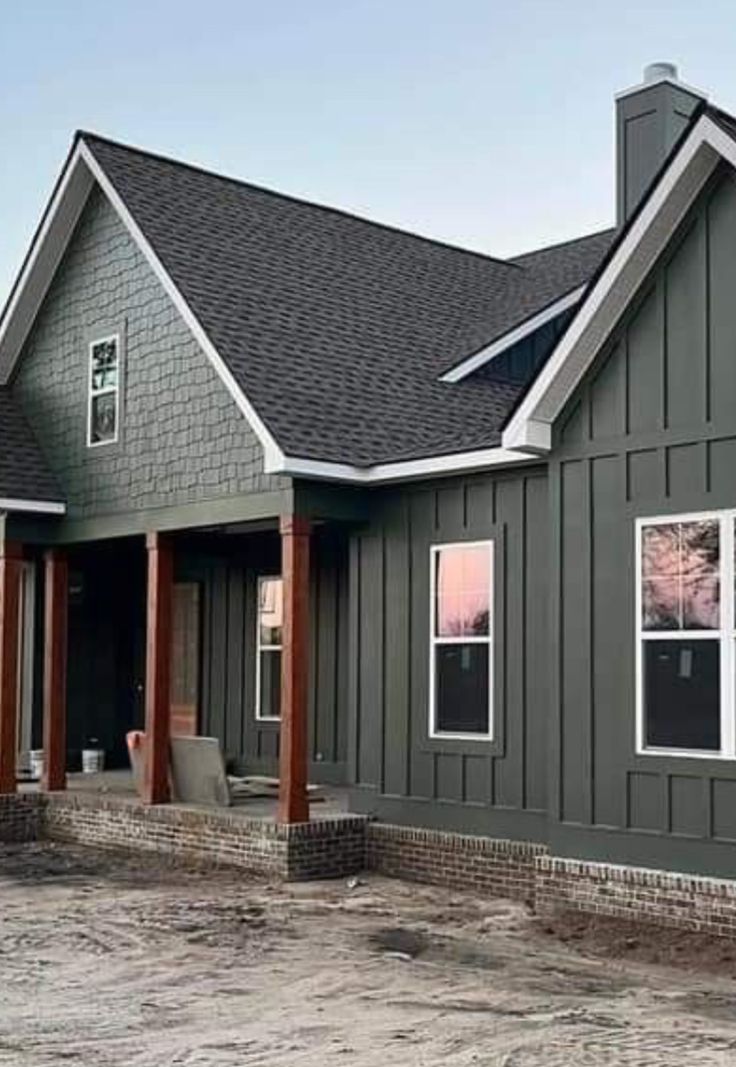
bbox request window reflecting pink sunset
[641,520,719,630]
[434,545,490,637]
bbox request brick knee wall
[40,793,368,880]
[41,793,290,876]
[366,822,548,902]
[535,856,736,938]
[0,795,42,842]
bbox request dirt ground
[4,846,736,1066]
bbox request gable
[555,165,736,452]
[504,110,736,453]
[12,185,285,519]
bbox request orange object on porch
[126,729,146,796]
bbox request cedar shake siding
[549,165,736,878]
[348,469,550,841]
[12,186,284,519]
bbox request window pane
[643,639,720,751]
[259,650,281,719]
[641,520,719,630]
[90,392,117,443]
[435,545,490,637]
[435,643,489,735]
[91,339,118,390]
[259,578,282,646]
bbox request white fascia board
[503,115,729,453]
[77,143,285,469]
[440,286,585,383]
[0,498,66,515]
[274,446,536,484]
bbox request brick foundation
[7,793,736,938]
[365,822,547,902]
[535,855,736,938]
[0,792,367,881]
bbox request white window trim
[87,333,120,448]
[255,575,282,723]
[429,540,494,742]
[635,510,736,760]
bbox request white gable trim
[503,115,734,453]
[0,140,285,470]
[273,446,535,484]
[440,286,584,383]
[0,151,94,383]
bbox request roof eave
[270,446,539,485]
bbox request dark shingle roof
[0,389,63,503]
[81,133,615,465]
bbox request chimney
[616,63,706,226]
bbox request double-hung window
[637,512,734,756]
[256,576,282,721]
[429,541,493,740]
[87,335,120,446]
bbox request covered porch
[0,489,363,827]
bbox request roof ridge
[510,226,617,263]
[77,129,523,272]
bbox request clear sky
[2,0,736,306]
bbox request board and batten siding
[550,165,736,877]
[186,528,349,783]
[348,471,549,840]
[13,185,285,518]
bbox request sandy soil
[3,845,736,1065]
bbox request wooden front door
[170,582,201,737]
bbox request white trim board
[503,114,736,453]
[274,446,536,484]
[0,498,65,515]
[440,287,584,383]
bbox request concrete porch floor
[21,769,353,823]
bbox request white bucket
[81,748,105,774]
[29,749,44,780]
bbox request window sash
[636,511,736,759]
[87,335,120,447]
[429,541,493,741]
[255,576,282,722]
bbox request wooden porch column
[143,532,173,805]
[0,542,22,795]
[41,549,68,791]
[277,515,311,825]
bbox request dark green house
[4,62,736,889]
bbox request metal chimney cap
[644,62,678,83]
